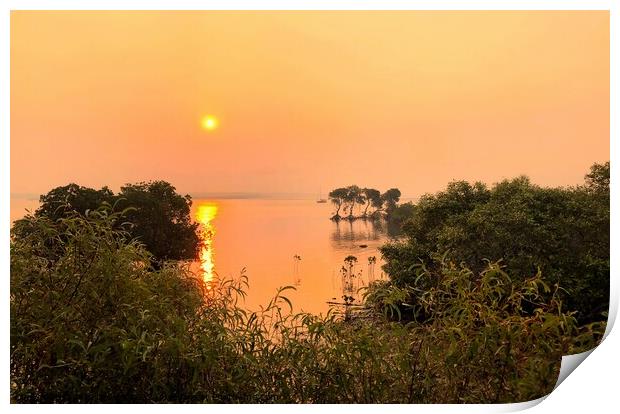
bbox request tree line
[328,185,402,221]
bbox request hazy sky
[11,11,609,197]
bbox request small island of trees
[328,186,402,221]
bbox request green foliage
[362,259,604,402]
[36,183,115,221]
[24,180,200,265]
[11,209,604,403]
[363,280,410,321]
[381,164,609,323]
[585,161,610,193]
[11,208,204,402]
[116,181,200,263]
[389,201,416,226]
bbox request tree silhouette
[381,188,402,215]
[362,188,382,217]
[30,181,200,267]
[344,185,363,218]
[328,188,348,219]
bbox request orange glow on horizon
[196,203,218,285]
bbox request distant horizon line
[10,191,418,202]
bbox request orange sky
[11,11,609,197]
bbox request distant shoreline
[11,192,418,202]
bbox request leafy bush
[11,208,205,402]
[363,259,605,402]
[381,163,609,323]
[11,208,604,403]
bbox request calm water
[10,197,400,314]
[190,199,402,314]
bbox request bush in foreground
[11,209,604,403]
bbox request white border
[0,0,615,11]
[2,1,616,413]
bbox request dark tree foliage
[116,181,200,264]
[585,161,610,193]
[380,163,609,323]
[36,183,115,221]
[381,188,402,215]
[26,181,200,265]
[343,185,363,218]
[388,201,416,226]
[361,188,382,217]
[328,186,402,220]
[368,188,384,210]
[328,187,349,218]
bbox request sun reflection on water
[196,203,218,285]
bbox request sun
[201,115,219,131]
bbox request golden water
[191,199,396,314]
[196,203,218,286]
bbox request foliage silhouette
[20,180,200,266]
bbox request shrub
[381,163,610,323]
[11,208,604,403]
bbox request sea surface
[10,197,401,314]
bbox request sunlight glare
[201,115,219,131]
[196,204,218,286]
